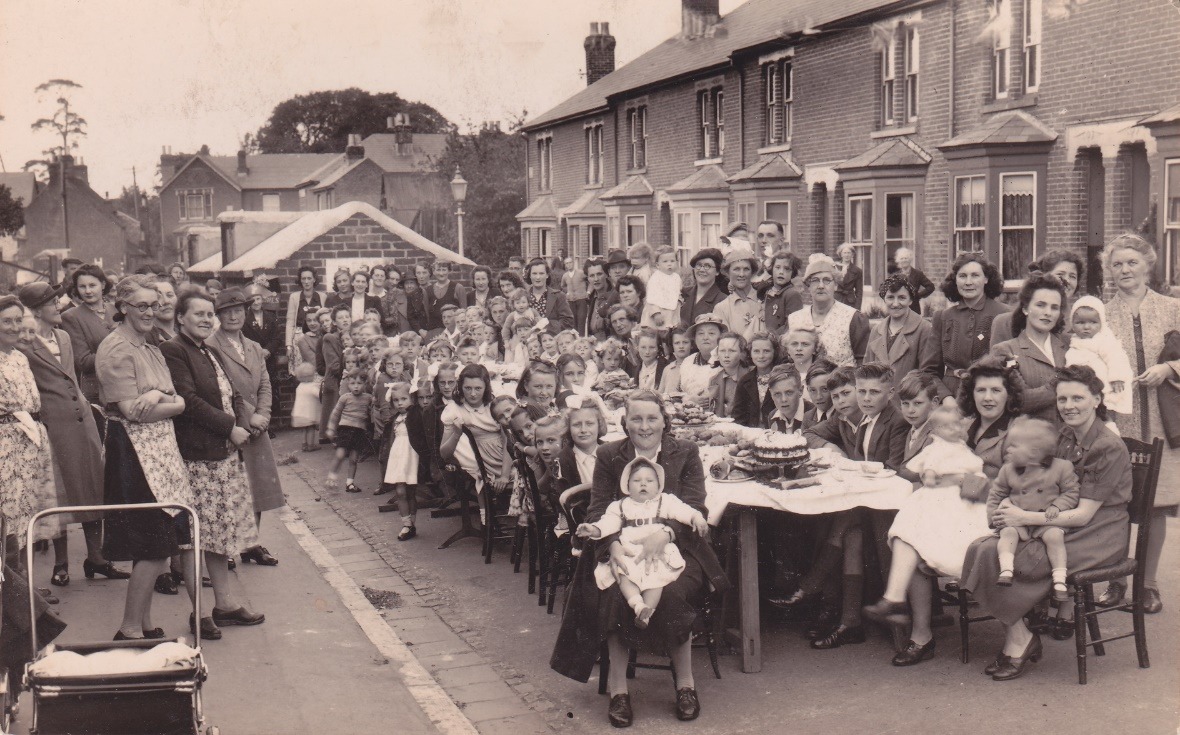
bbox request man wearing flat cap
[712,249,765,339]
[680,248,728,327]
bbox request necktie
[855,419,870,459]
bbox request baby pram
[21,503,218,735]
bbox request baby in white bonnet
[1065,296,1133,415]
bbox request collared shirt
[859,412,882,458]
[1026,330,1057,364]
[37,331,62,364]
[573,445,597,484]
[713,287,765,339]
[637,361,659,390]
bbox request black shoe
[608,693,633,728]
[374,484,393,496]
[143,627,166,640]
[83,559,131,580]
[862,598,911,626]
[318,437,332,445]
[345,482,363,493]
[674,687,700,721]
[892,639,936,666]
[189,614,222,640]
[991,634,1042,681]
[810,624,866,650]
[212,606,265,626]
[227,557,236,571]
[1096,581,1125,608]
[241,546,279,566]
[804,608,840,640]
[113,631,143,641]
[398,526,417,541]
[1144,588,1163,614]
[1048,615,1075,641]
[51,563,69,587]
[767,588,816,609]
[154,573,179,595]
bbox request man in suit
[680,248,727,327]
[802,359,838,428]
[243,284,284,420]
[583,258,618,339]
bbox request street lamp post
[450,168,468,258]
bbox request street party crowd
[1,225,1178,726]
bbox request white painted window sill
[757,143,792,155]
[871,125,918,139]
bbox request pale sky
[0,0,743,199]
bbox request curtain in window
[1001,175,1035,278]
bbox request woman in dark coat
[929,253,1010,398]
[834,243,864,310]
[731,331,780,428]
[60,264,116,434]
[551,391,727,727]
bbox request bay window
[954,176,987,256]
[1000,172,1036,281]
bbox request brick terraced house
[519,0,1180,294]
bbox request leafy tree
[254,88,452,153]
[432,115,527,267]
[0,184,25,238]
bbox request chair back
[1122,437,1163,527]
[519,457,556,525]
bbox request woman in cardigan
[552,391,727,727]
[866,274,939,388]
[161,290,264,640]
[1097,233,1180,613]
[929,253,1010,399]
[961,366,1132,681]
[285,266,325,361]
[95,275,191,640]
[208,288,283,567]
[60,264,116,433]
[989,274,1069,422]
[17,283,121,587]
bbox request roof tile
[938,110,1058,149]
[728,154,803,182]
[834,136,932,170]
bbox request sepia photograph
[0,0,1178,732]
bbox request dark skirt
[101,421,180,562]
[598,554,707,655]
[961,504,1129,626]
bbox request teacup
[859,461,884,474]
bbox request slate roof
[525,0,901,130]
[516,195,559,221]
[360,133,447,173]
[668,165,731,194]
[834,136,932,170]
[938,110,1058,149]
[190,201,474,274]
[1141,102,1180,126]
[599,175,655,201]
[559,190,607,218]
[204,153,339,189]
[728,154,803,183]
[0,172,38,205]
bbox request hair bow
[427,363,441,380]
[565,393,585,410]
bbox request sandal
[51,563,70,587]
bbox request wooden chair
[543,486,593,614]
[462,429,517,564]
[518,457,553,600]
[596,594,723,695]
[1067,436,1161,684]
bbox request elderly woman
[1097,233,1180,614]
[551,391,727,726]
[787,254,870,366]
[285,266,325,359]
[834,243,864,310]
[16,284,119,587]
[862,359,1020,665]
[962,365,1132,680]
[991,249,1085,344]
[930,253,1009,398]
[990,274,1069,422]
[890,247,936,314]
[161,291,264,640]
[761,250,804,336]
[95,275,192,640]
[61,263,116,412]
[208,288,283,567]
[867,274,939,382]
[149,277,178,345]
[713,250,764,340]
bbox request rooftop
[834,136,932,170]
[0,172,39,206]
[939,110,1059,149]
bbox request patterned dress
[181,351,258,556]
[787,301,858,366]
[0,349,54,542]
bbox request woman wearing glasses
[679,248,728,327]
[95,275,194,640]
[786,254,870,367]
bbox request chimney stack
[584,22,616,86]
[681,0,720,39]
[346,133,366,163]
[236,150,249,176]
[391,113,413,153]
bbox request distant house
[19,156,142,274]
[159,116,453,267]
[0,172,40,283]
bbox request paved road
[272,429,1180,735]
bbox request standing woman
[285,266,325,362]
[989,274,1069,422]
[1098,233,1180,613]
[208,289,283,567]
[17,284,121,586]
[149,277,178,345]
[991,250,1084,344]
[929,253,1009,399]
[525,258,576,333]
[61,264,116,433]
[890,247,936,314]
[787,254,870,367]
[834,243,864,310]
[369,265,389,301]
[470,265,494,311]
[95,275,192,640]
[161,291,264,639]
[867,274,939,382]
[323,267,354,309]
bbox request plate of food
[709,457,754,483]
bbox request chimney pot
[681,0,720,39]
[346,134,365,163]
[236,150,248,176]
[584,20,616,87]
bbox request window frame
[178,188,213,222]
[1165,159,1180,285]
[675,211,694,266]
[847,194,875,288]
[998,171,1037,283]
[625,214,647,247]
[567,224,580,254]
[881,35,897,127]
[699,211,723,253]
[699,91,713,159]
[261,192,281,212]
[628,106,648,169]
[539,228,554,258]
[904,26,919,123]
[1023,0,1042,93]
[992,0,1012,100]
[764,201,792,247]
[588,224,605,258]
[953,175,987,258]
[714,89,725,155]
[537,136,553,192]
[884,192,916,274]
[765,63,781,146]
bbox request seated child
[576,456,709,628]
[506,317,536,366]
[988,416,1080,600]
[573,337,600,386]
[1065,296,1134,416]
[594,338,633,408]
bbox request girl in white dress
[381,381,421,540]
[577,456,709,628]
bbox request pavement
[10,429,1179,735]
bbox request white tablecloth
[700,445,913,524]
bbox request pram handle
[22,503,201,659]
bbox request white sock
[997,552,1015,574]
[346,477,354,485]
[401,515,413,527]
[626,594,645,615]
[328,472,338,481]
[1052,568,1067,585]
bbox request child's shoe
[345,481,363,494]
[997,570,1014,586]
[398,525,417,541]
[325,474,339,490]
[1052,581,1070,602]
[634,606,654,630]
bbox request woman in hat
[680,248,728,327]
[712,249,765,340]
[787,254,870,366]
[17,283,121,587]
[208,288,283,567]
[605,249,632,289]
[673,313,726,400]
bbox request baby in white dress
[1065,296,1134,415]
[577,456,708,628]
